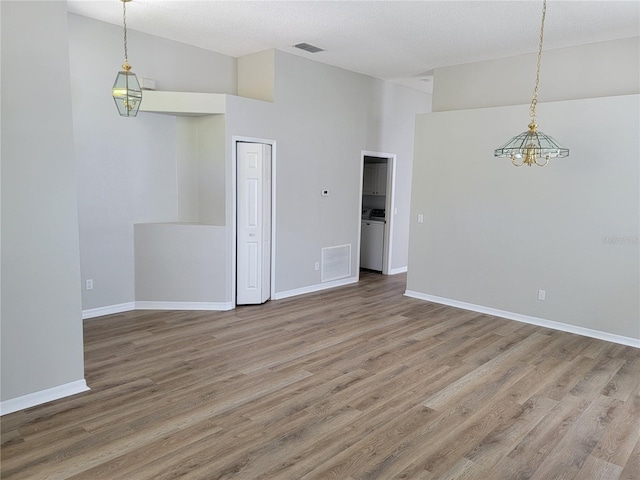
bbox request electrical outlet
[314,262,320,271]
[538,289,546,301]
[86,279,94,290]
[417,214,424,223]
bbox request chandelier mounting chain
[493,0,569,167]
[122,0,129,67]
[529,0,546,126]
[111,0,142,117]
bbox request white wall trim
[389,266,408,275]
[84,301,234,319]
[1,380,90,416]
[404,290,640,348]
[135,301,234,311]
[82,302,135,319]
[274,276,358,300]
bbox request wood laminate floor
[2,271,639,479]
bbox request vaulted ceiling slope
[67,0,640,93]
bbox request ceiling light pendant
[112,0,142,117]
[494,0,568,166]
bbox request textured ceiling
[67,0,640,93]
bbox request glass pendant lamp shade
[493,0,568,166]
[494,122,569,167]
[112,0,141,117]
[112,63,142,117]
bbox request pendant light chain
[493,0,568,165]
[529,0,546,125]
[112,0,141,117]
[122,0,129,65]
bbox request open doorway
[359,151,396,275]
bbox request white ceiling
[67,0,640,93]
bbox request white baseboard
[0,379,90,416]
[135,301,234,311]
[404,290,640,349]
[388,266,408,275]
[84,301,234,319]
[82,302,135,319]
[82,278,361,317]
[274,276,358,300]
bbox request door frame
[360,150,396,275]
[232,136,277,307]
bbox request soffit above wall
[140,91,226,116]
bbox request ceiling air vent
[293,42,324,54]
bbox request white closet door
[237,142,271,305]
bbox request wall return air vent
[321,244,351,282]
[293,42,324,54]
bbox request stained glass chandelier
[494,0,569,167]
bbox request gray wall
[433,37,639,112]
[226,51,430,294]
[68,14,238,310]
[69,13,430,311]
[134,224,227,303]
[408,39,640,341]
[272,51,431,287]
[1,2,85,401]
